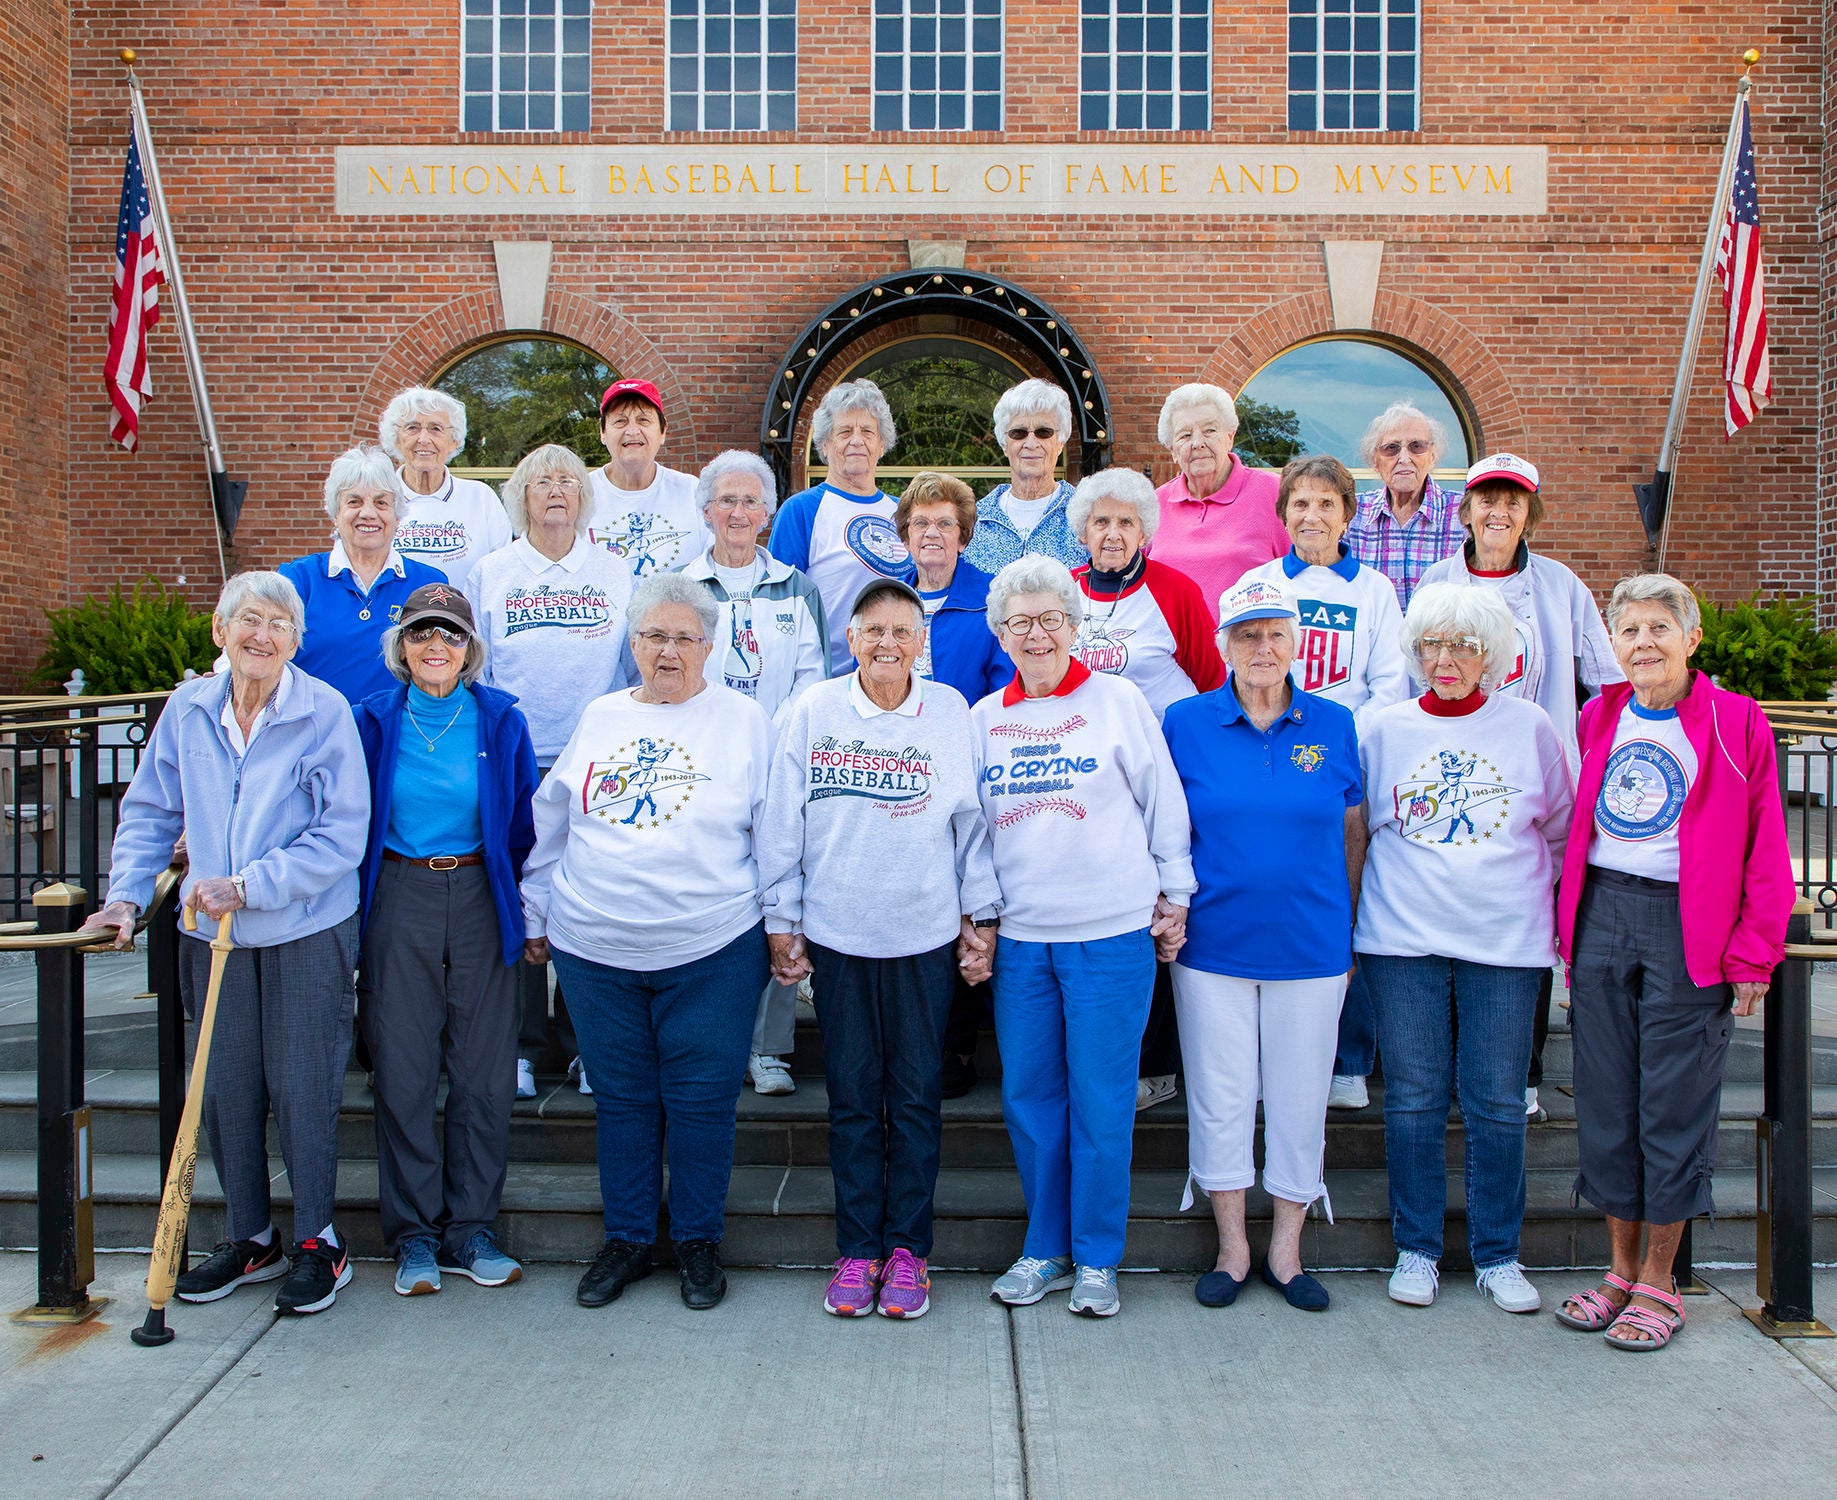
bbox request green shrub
[1693,592,1837,702]
[31,580,218,694]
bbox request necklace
[406,695,465,751]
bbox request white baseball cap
[1464,452,1540,492]
[1217,578,1299,631]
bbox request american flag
[1714,97,1770,436]
[104,128,164,451]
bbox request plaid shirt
[1346,477,1466,610]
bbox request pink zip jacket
[1557,673,1793,986]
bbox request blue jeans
[553,924,766,1244]
[1359,952,1539,1269]
[992,929,1154,1267]
[1333,963,1376,1077]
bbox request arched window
[1235,336,1474,479]
[433,336,617,480]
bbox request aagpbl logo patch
[590,511,691,576]
[1290,744,1326,772]
[1394,749,1520,846]
[844,514,911,577]
[583,738,710,828]
[1595,739,1688,841]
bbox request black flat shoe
[1259,1257,1330,1311]
[941,1052,977,1100]
[677,1238,727,1310]
[577,1237,653,1308]
[1195,1267,1252,1307]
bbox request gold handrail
[0,865,182,953]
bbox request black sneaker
[677,1238,726,1310]
[275,1237,352,1315]
[175,1235,288,1303]
[576,1237,653,1308]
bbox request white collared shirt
[847,668,925,719]
[220,665,293,758]
[326,538,408,594]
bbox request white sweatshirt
[758,672,1001,958]
[587,464,711,578]
[394,470,513,585]
[1354,692,1575,968]
[521,683,773,972]
[971,663,1196,943]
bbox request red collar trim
[1002,657,1093,706]
[1419,689,1488,718]
[1469,566,1516,579]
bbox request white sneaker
[1388,1251,1440,1306]
[1525,1086,1547,1123]
[1135,1074,1177,1112]
[747,1053,796,1096]
[1327,1073,1369,1109]
[1476,1261,1542,1313]
[568,1056,593,1096]
[990,1254,1075,1306]
[515,1059,537,1100]
[1067,1264,1121,1317]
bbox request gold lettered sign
[334,144,1547,217]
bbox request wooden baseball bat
[132,904,234,1347]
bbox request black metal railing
[1768,701,1837,933]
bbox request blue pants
[1333,963,1376,1077]
[992,929,1154,1267]
[1360,952,1539,1269]
[553,924,766,1245]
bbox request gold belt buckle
[428,856,460,871]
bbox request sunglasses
[1006,425,1058,441]
[405,624,469,646]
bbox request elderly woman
[1162,579,1366,1312]
[1147,383,1289,615]
[679,449,829,1097]
[896,470,1008,705]
[768,378,909,673]
[522,573,774,1312]
[760,577,1000,1319]
[586,377,710,578]
[352,584,539,1296]
[82,573,368,1316]
[1345,402,1466,610]
[1355,582,1573,1315]
[1553,574,1792,1351]
[962,378,1087,573]
[972,557,1195,1317]
[276,445,445,707]
[379,386,512,585]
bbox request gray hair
[629,572,720,640]
[378,386,468,462]
[992,379,1074,443]
[502,444,593,537]
[1606,572,1701,635]
[696,449,780,521]
[215,571,306,638]
[812,378,897,453]
[321,445,401,520]
[1066,467,1161,542]
[1401,582,1519,690]
[381,617,488,688]
[1157,383,1240,450]
[985,556,1084,633]
[1357,401,1451,468]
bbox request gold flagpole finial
[1741,48,1760,70]
[120,47,137,66]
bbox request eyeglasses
[854,625,919,645]
[405,624,469,646]
[910,517,960,535]
[708,494,767,513]
[529,477,581,493]
[1415,636,1484,661]
[634,630,706,651]
[231,612,298,636]
[1001,610,1070,635]
[1006,425,1058,442]
[1377,440,1435,458]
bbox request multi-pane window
[1286,0,1418,132]
[1079,0,1210,131]
[668,0,797,131]
[872,0,1004,132]
[461,0,592,132]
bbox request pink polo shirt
[1148,460,1289,624]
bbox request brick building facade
[1,3,1831,686]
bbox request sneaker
[394,1236,441,1296]
[569,1056,593,1096]
[1067,1264,1121,1317]
[1135,1074,1177,1112]
[1476,1261,1543,1314]
[795,975,815,1004]
[747,1053,796,1096]
[175,1234,288,1303]
[516,1058,537,1100]
[1327,1073,1370,1110]
[824,1256,883,1317]
[990,1254,1076,1306]
[439,1229,522,1287]
[877,1248,931,1319]
[577,1237,652,1308]
[275,1237,352,1315]
[676,1238,726,1310]
[1388,1251,1440,1307]
[1525,1086,1547,1123]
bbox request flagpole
[1636,49,1758,571]
[121,49,231,582]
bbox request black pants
[1137,961,1181,1077]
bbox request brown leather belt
[384,851,484,871]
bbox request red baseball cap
[599,378,666,422]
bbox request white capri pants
[1170,964,1346,1212]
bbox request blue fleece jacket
[353,681,539,968]
[107,666,369,947]
[923,559,1009,704]
[278,548,446,709]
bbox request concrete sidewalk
[3,1253,1833,1499]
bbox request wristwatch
[229,875,247,905]
[972,917,1000,929]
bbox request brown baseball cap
[397,582,476,634]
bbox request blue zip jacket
[107,666,369,947]
[925,559,1009,704]
[353,680,539,968]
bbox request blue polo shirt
[1161,682,1362,980]
[278,545,446,710]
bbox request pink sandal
[1604,1281,1685,1352]
[1554,1271,1634,1331]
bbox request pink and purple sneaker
[824,1257,882,1317]
[876,1247,931,1319]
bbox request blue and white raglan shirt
[393,469,513,586]
[768,482,911,673]
[278,541,445,709]
[1586,700,1697,882]
[586,464,710,578]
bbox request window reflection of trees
[436,338,617,473]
